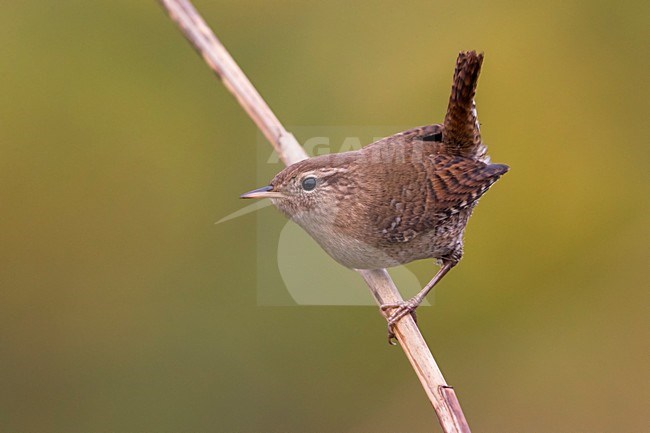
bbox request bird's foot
[380,300,419,345]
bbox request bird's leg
[381,261,455,344]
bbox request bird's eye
[301,176,317,191]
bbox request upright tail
[441,51,488,162]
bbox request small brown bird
[242,51,508,341]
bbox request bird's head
[240,154,355,221]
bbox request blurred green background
[1,1,648,432]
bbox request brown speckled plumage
[242,51,508,338]
[267,125,507,269]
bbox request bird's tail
[441,51,488,162]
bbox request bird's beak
[240,185,286,199]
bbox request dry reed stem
[159,1,471,431]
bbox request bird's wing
[427,154,508,218]
[374,154,508,243]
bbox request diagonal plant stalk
[158,1,471,431]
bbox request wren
[242,51,508,341]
